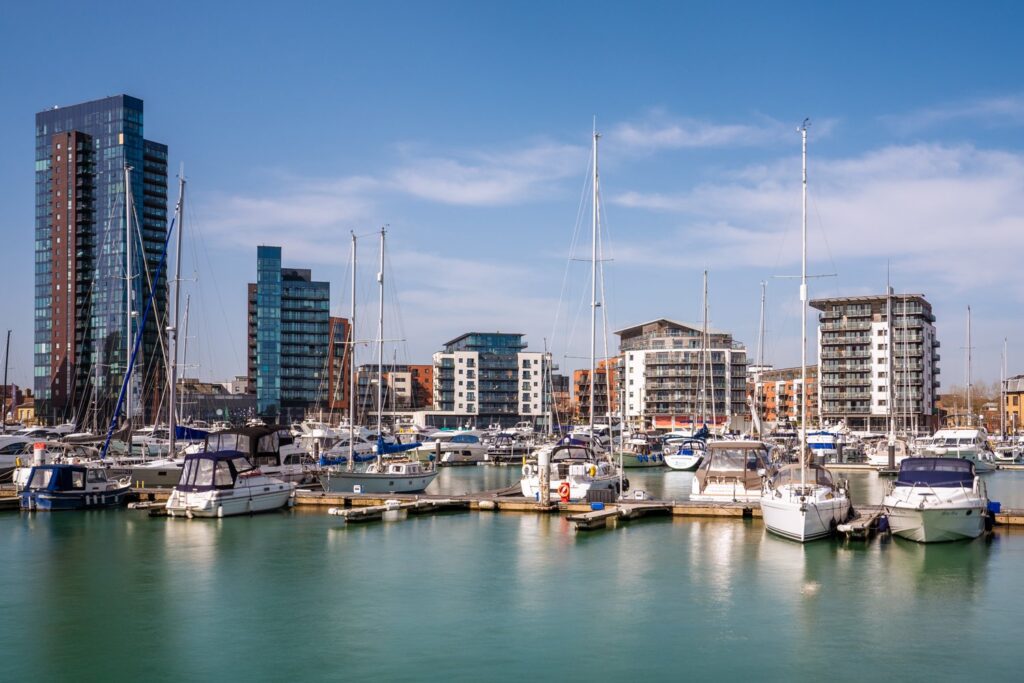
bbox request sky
[2,1,1024,391]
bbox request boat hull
[520,474,619,502]
[318,469,438,494]
[664,454,702,471]
[20,485,132,511]
[166,483,295,518]
[760,493,851,542]
[619,452,665,468]
[884,503,986,543]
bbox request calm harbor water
[3,468,1024,682]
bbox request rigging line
[132,198,172,410]
[549,148,593,356]
[809,188,839,296]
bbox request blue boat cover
[175,425,209,441]
[896,457,975,487]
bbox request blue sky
[2,1,1024,390]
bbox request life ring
[522,464,532,477]
[557,482,571,502]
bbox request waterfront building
[2,384,24,425]
[355,363,433,422]
[325,317,352,413]
[810,293,940,433]
[33,95,168,425]
[220,376,251,395]
[551,373,572,423]
[751,366,819,429]
[247,246,330,421]
[1005,375,1024,435]
[573,359,620,422]
[430,332,552,429]
[617,319,748,431]
[176,378,256,424]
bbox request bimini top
[176,451,257,491]
[896,457,975,487]
[204,426,293,457]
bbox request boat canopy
[24,464,109,491]
[896,457,975,487]
[668,438,707,455]
[695,442,770,491]
[204,426,293,457]
[175,425,209,441]
[550,445,597,462]
[770,463,835,488]
[176,452,256,491]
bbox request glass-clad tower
[34,95,168,426]
[248,246,330,420]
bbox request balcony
[820,349,871,360]
[820,320,872,332]
[821,334,872,345]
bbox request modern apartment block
[325,316,351,413]
[34,95,168,425]
[431,332,552,428]
[247,246,330,420]
[811,293,940,433]
[1003,375,1024,434]
[355,363,433,422]
[616,319,748,431]
[573,359,620,421]
[751,366,819,428]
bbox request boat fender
[587,465,597,477]
[522,464,531,477]
[877,515,890,533]
[985,511,995,532]
[622,478,630,491]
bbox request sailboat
[318,228,438,494]
[521,126,622,501]
[759,120,851,542]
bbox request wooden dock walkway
[837,505,883,540]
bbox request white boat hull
[760,489,851,542]
[884,503,986,543]
[319,469,438,494]
[520,474,619,502]
[166,482,296,518]
[664,454,702,471]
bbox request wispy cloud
[882,94,1024,134]
[390,143,587,206]
[610,143,1024,293]
[610,110,838,152]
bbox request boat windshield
[706,448,766,472]
[26,468,53,490]
[896,458,974,487]
[551,446,593,462]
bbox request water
[4,468,1024,681]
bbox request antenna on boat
[799,118,809,490]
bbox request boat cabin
[695,442,771,492]
[176,452,258,491]
[23,464,114,492]
[768,463,837,489]
[895,457,975,488]
[203,426,297,468]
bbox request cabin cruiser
[318,452,438,494]
[691,441,774,503]
[19,464,131,511]
[485,432,534,463]
[414,430,488,465]
[616,434,664,468]
[992,440,1022,464]
[865,436,913,468]
[760,463,851,542]
[883,457,989,542]
[520,443,622,502]
[916,428,997,473]
[663,437,706,471]
[207,427,311,484]
[165,451,296,518]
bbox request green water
[4,469,1024,682]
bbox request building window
[522,371,530,379]
[523,359,531,367]
[522,393,530,402]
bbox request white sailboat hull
[664,453,702,471]
[760,487,851,542]
[319,469,438,494]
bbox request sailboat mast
[180,294,190,420]
[799,120,809,489]
[124,164,134,430]
[376,226,386,465]
[349,232,357,472]
[1,330,9,434]
[589,128,599,437]
[886,268,894,441]
[168,169,185,456]
[967,306,972,424]
[754,281,766,436]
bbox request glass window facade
[33,95,167,425]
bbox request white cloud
[610,110,838,152]
[882,95,1024,134]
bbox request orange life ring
[557,482,571,502]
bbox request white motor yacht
[865,436,912,467]
[691,441,773,502]
[520,443,621,502]
[414,430,488,465]
[883,457,989,542]
[165,451,296,518]
[917,428,997,473]
[663,437,706,471]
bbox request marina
[3,466,1024,681]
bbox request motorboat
[19,464,131,511]
[806,430,840,463]
[992,440,1022,464]
[663,437,706,471]
[883,457,989,543]
[865,436,913,468]
[691,441,773,502]
[414,430,488,465]
[520,443,622,502]
[760,463,851,542]
[485,432,534,464]
[0,435,33,479]
[916,428,997,473]
[165,451,296,518]
[206,426,312,485]
[616,434,664,468]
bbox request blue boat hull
[20,487,132,511]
